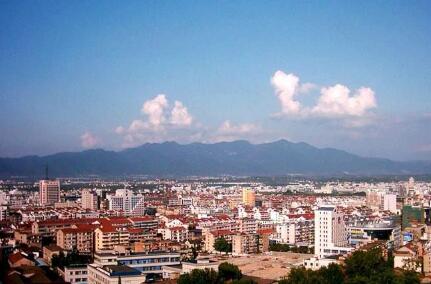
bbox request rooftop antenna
[45,164,49,180]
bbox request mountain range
[0,140,430,177]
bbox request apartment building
[87,264,146,284]
[81,189,98,210]
[39,179,60,206]
[231,232,269,255]
[314,205,351,258]
[204,230,236,253]
[93,251,181,276]
[94,226,130,252]
[238,217,258,234]
[107,189,145,216]
[57,265,88,284]
[56,225,95,253]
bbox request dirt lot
[213,252,312,281]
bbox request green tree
[177,273,192,284]
[345,275,369,284]
[279,267,321,284]
[232,279,257,284]
[399,270,420,284]
[214,237,231,254]
[344,248,386,278]
[177,268,219,284]
[319,263,344,284]
[218,262,242,281]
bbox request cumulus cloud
[271,70,377,125]
[80,131,99,148]
[211,120,262,142]
[170,101,193,126]
[141,94,168,128]
[271,70,302,116]
[116,94,196,147]
[312,85,376,117]
[218,120,259,134]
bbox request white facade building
[107,189,145,216]
[81,189,98,210]
[314,205,351,258]
[383,194,397,213]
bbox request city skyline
[1,1,431,161]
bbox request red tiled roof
[8,252,26,264]
[36,218,100,226]
[257,228,274,234]
[210,230,235,237]
[169,226,186,231]
[129,216,155,222]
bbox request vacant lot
[214,252,312,281]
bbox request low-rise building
[93,251,181,276]
[57,265,88,284]
[87,264,147,284]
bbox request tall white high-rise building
[107,189,145,216]
[383,194,397,213]
[39,179,60,205]
[81,189,98,210]
[314,205,350,258]
[0,205,8,221]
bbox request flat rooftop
[103,265,141,276]
[214,252,312,281]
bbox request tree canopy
[177,262,251,284]
[214,237,231,254]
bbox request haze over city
[1,1,430,160]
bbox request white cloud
[170,101,193,126]
[116,94,196,147]
[211,120,262,142]
[271,70,377,125]
[218,120,259,135]
[115,126,125,135]
[312,85,377,117]
[80,131,99,148]
[271,70,302,116]
[141,94,168,128]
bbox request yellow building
[242,188,256,207]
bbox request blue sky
[0,1,430,160]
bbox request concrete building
[242,188,256,207]
[93,251,180,277]
[94,226,130,252]
[314,205,351,258]
[107,189,145,216]
[347,218,401,249]
[57,226,94,253]
[274,220,314,245]
[81,189,98,210]
[231,232,269,255]
[162,257,219,280]
[204,230,236,253]
[303,256,339,270]
[383,194,397,213]
[57,265,88,284]
[39,179,60,205]
[87,264,147,284]
[0,205,8,221]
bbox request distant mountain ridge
[0,140,430,177]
